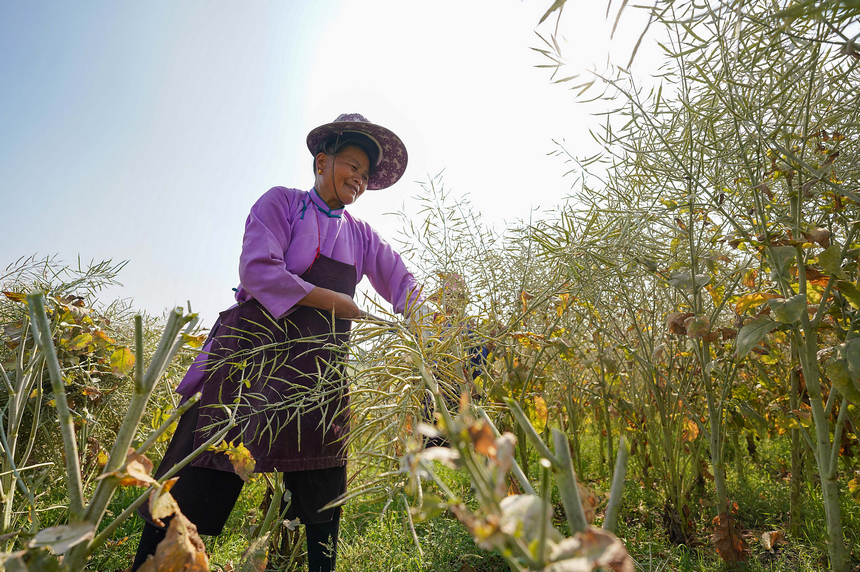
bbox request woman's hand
[298,287,360,320]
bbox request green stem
[603,437,629,533]
[551,428,588,534]
[504,398,558,465]
[26,293,85,520]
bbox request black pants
[131,401,345,570]
[132,513,340,571]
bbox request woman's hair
[313,133,379,177]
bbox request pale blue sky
[1,0,655,325]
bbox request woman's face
[315,145,370,208]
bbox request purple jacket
[176,186,421,396]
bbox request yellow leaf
[735,292,781,315]
[181,333,207,349]
[210,440,256,481]
[66,333,93,351]
[681,418,700,442]
[2,291,27,303]
[530,395,548,433]
[110,347,135,376]
[93,329,116,346]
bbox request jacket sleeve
[238,187,315,318]
[359,221,423,315]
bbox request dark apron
[138,253,355,533]
[192,253,357,473]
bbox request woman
[132,114,422,572]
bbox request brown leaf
[684,315,711,338]
[2,291,27,303]
[753,182,774,200]
[468,422,497,458]
[547,527,634,572]
[805,228,832,249]
[681,418,700,442]
[761,529,785,551]
[81,387,101,400]
[720,327,738,340]
[149,480,181,526]
[801,179,819,198]
[578,483,599,524]
[667,312,694,335]
[137,509,209,572]
[803,266,830,287]
[712,512,749,562]
[97,449,156,487]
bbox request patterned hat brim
[306,121,408,190]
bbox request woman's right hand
[298,287,360,320]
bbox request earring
[318,169,322,174]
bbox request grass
[28,424,860,571]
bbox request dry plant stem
[504,398,558,465]
[256,473,288,538]
[134,393,201,456]
[88,418,236,552]
[476,407,536,495]
[26,292,85,520]
[0,413,37,533]
[538,460,550,565]
[603,436,629,533]
[85,312,183,521]
[65,310,190,569]
[401,493,424,559]
[551,428,588,534]
[1,338,44,535]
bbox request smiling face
[315,145,371,208]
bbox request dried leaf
[468,422,498,457]
[807,227,832,248]
[578,483,599,524]
[419,446,461,469]
[149,479,181,526]
[667,312,694,335]
[684,315,710,338]
[98,449,156,487]
[681,418,700,442]
[137,509,209,572]
[711,512,749,562]
[547,527,635,572]
[2,291,27,303]
[760,530,785,551]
